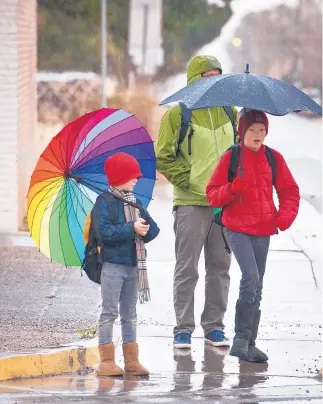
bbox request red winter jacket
[206,145,300,236]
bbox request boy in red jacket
[206,109,300,362]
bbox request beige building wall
[0,0,37,231]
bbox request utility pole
[141,4,149,75]
[128,0,164,86]
[101,0,107,107]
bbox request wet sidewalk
[0,334,321,403]
[0,359,321,403]
[0,235,322,402]
[0,197,321,402]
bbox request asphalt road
[0,246,99,352]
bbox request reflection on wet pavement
[0,191,321,402]
[0,341,321,403]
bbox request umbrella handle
[69,175,152,219]
[65,171,152,218]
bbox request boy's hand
[232,177,245,194]
[134,218,150,236]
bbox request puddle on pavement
[0,344,321,401]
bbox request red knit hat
[104,152,142,187]
[238,109,269,139]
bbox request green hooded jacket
[156,55,238,206]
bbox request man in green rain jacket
[156,55,237,348]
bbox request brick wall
[17,0,37,230]
[0,0,37,231]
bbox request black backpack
[81,191,151,284]
[176,103,238,156]
[81,192,118,284]
[213,144,277,253]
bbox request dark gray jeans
[225,230,270,308]
[173,206,231,336]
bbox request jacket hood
[187,55,222,84]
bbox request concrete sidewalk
[0,231,322,402]
[0,243,99,352]
[0,197,321,402]
[0,250,321,401]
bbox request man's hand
[134,218,150,236]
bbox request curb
[0,232,34,247]
[0,341,99,381]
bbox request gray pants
[226,231,270,308]
[173,206,231,336]
[98,262,137,345]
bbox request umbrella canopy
[27,108,156,266]
[160,64,322,116]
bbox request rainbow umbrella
[27,108,156,267]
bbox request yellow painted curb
[0,345,99,381]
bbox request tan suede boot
[96,344,124,376]
[123,342,149,376]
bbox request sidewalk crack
[290,236,318,288]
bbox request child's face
[244,123,266,152]
[118,178,138,192]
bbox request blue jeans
[225,230,270,308]
[98,262,137,345]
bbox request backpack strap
[177,102,194,156]
[102,191,118,224]
[227,144,277,185]
[88,211,97,245]
[223,106,238,144]
[264,145,277,186]
[89,192,118,249]
[89,203,102,248]
[228,145,240,182]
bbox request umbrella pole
[101,0,107,107]
[239,114,246,177]
[65,173,151,217]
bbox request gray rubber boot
[229,301,255,360]
[247,310,268,363]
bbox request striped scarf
[109,187,150,303]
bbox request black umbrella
[160,64,322,116]
[160,64,322,176]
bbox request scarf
[109,187,150,303]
